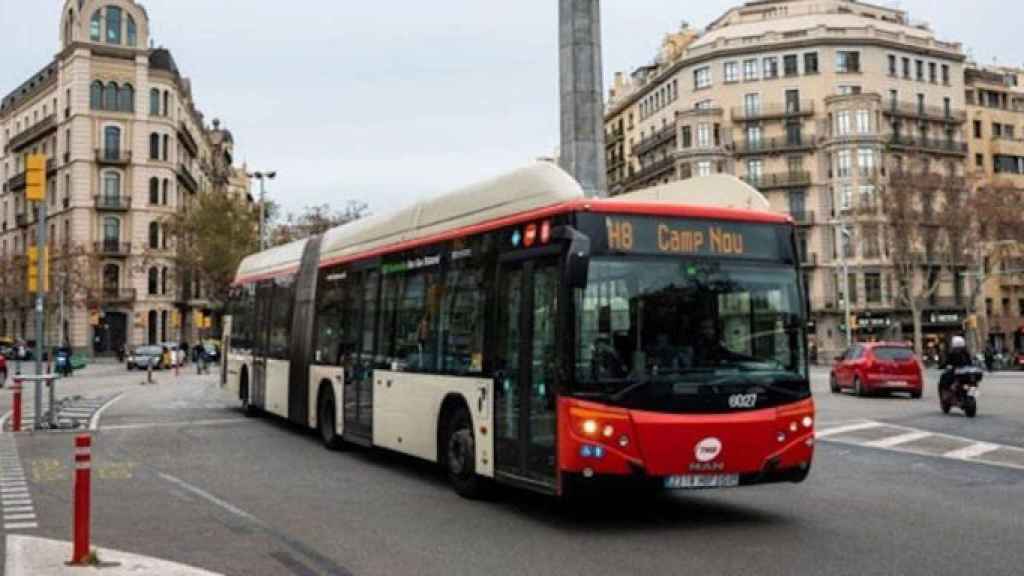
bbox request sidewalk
[5,535,223,575]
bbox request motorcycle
[940,366,983,418]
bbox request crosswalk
[817,420,1024,471]
[0,436,36,531]
[3,394,118,431]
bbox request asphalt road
[1,364,1022,576]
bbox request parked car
[127,346,164,371]
[831,342,924,398]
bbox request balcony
[743,171,812,190]
[632,124,677,157]
[98,289,137,305]
[95,195,132,211]
[605,128,625,147]
[801,253,819,268]
[732,135,817,156]
[177,163,199,193]
[15,213,30,228]
[178,122,199,157]
[5,114,57,153]
[791,211,816,226]
[7,172,26,192]
[731,101,814,122]
[94,241,131,257]
[623,155,676,190]
[95,149,132,166]
[888,136,968,156]
[883,101,966,124]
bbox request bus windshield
[574,257,809,413]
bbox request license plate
[888,381,908,387]
[967,388,979,398]
[664,474,740,489]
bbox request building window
[162,179,169,205]
[974,120,983,139]
[763,57,778,79]
[681,126,692,148]
[901,57,910,78]
[103,264,119,297]
[149,221,160,250]
[836,51,860,73]
[103,217,120,245]
[724,61,738,83]
[696,161,712,177]
[117,84,134,112]
[975,153,984,168]
[858,148,875,177]
[837,150,852,178]
[694,67,711,90]
[103,82,118,110]
[127,16,137,47]
[163,92,170,116]
[942,64,950,85]
[783,54,799,76]
[149,178,159,205]
[90,10,101,41]
[90,81,103,110]
[161,135,169,161]
[855,109,871,133]
[744,93,761,115]
[836,111,851,136]
[888,55,897,76]
[865,273,882,303]
[696,123,711,148]
[746,126,762,148]
[105,6,122,45]
[929,62,937,83]
[103,126,120,158]
[743,59,759,81]
[746,159,763,184]
[149,133,160,160]
[148,267,159,295]
[803,52,818,75]
[102,171,121,201]
[915,60,924,81]
[149,89,160,115]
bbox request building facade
[0,0,249,355]
[604,0,977,359]
[965,64,1024,356]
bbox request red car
[830,342,923,398]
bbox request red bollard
[71,435,92,565]
[12,379,22,433]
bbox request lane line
[4,522,38,529]
[89,393,127,430]
[102,418,253,432]
[816,421,883,438]
[1,500,31,507]
[865,430,933,449]
[158,473,259,522]
[2,507,34,513]
[944,442,1001,460]
[3,514,35,521]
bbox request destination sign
[585,215,791,262]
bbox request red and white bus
[224,163,814,498]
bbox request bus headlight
[582,420,598,436]
[602,425,615,438]
[802,416,814,429]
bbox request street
[0,364,1020,575]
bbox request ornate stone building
[0,0,250,354]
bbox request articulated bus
[224,163,814,498]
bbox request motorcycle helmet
[951,336,966,349]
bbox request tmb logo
[694,437,723,463]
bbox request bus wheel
[318,387,344,451]
[240,372,258,418]
[445,408,489,499]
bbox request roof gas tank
[609,174,771,212]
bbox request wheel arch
[239,364,250,401]
[436,393,471,466]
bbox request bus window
[440,256,485,375]
[315,267,357,366]
[269,277,294,359]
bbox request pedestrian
[116,343,125,364]
[984,344,995,372]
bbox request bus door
[252,281,273,409]
[343,269,377,443]
[494,255,560,488]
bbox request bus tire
[318,385,344,451]
[444,406,489,499]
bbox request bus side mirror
[551,226,591,289]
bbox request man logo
[695,437,723,463]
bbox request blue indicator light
[580,445,594,458]
[511,230,522,247]
[593,446,605,459]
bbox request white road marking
[944,442,1001,460]
[3,507,33,513]
[3,514,35,521]
[865,431,933,449]
[158,472,259,523]
[3,522,38,530]
[101,418,252,432]
[816,421,883,438]
[89,393,127,430]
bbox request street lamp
[247,171,276,251]
[831,208,854,349]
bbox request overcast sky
[0,1,1018,216]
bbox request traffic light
[25,154,47,202]
[26,246,49,293]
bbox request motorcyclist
[939,336,972,398]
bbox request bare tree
[883,165,976,356]
[269,201,370,246]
